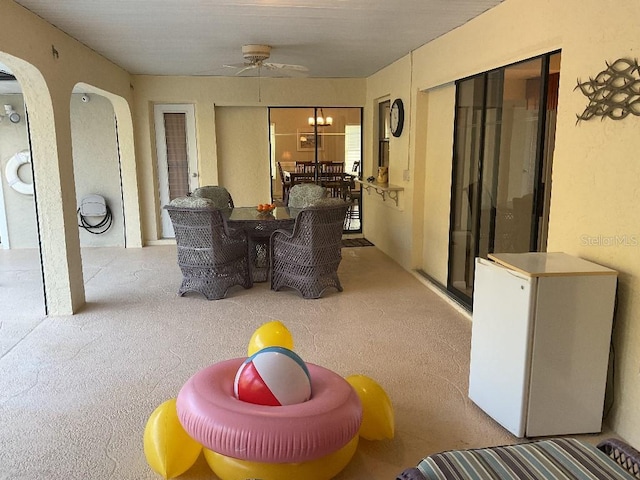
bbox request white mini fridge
[468,252,617,438]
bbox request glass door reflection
[269,107,363,232]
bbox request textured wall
[71,94,124,247]
[420,85,456,285]
[130,75,366,243]
[363,55,413,270]
[0,94,125,248]
[373,0,640,446]
[215,106,271,207]
[0,94,35,248]
[0,0,134,314]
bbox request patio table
[224,206,297,282]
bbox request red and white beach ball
[233,346,312,406]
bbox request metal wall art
[575,58,640,122]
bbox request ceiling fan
[224,44,309,77]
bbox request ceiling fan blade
[222,62,252,69]
[264,62,309,72]
[233,65,259,76]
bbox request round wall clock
[390,98,404,137]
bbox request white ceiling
[9,0,504,78]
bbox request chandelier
[308,108,333,127]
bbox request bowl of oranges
[257,203,276,214]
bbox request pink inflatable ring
[176,358,362,463]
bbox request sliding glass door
[448,52,561,307]
[269,107,363,232]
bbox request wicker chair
[270,200,350,299]
[164,197,252,300]
[287,183,327,208]
[192,186,234,208]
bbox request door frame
[0,162,9,248]
[446,51,560,309]
[154,103,198,238]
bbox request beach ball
[234,346,311,406]
[247,320,294,356]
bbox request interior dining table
[283,171,356,199]
[223,206,297,282]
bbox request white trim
[0,160,9,249]
[145,238,176,246]
[270,122,276,179]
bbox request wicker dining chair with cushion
[164,197,252,300]
[270,200,350,299]
[192,185,234,208]
[287,183,328,208]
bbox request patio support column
[16,63,86,315]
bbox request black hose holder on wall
[77,194,113,234]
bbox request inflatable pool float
[143,321,394,480]
[176,357,362,479]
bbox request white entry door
[154,104,199,238]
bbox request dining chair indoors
[344,161,361,229]
[277,162,292,205]
[192,185,234,208]
[295,161,316,174]
[321,161,344,174]
[270,199,350,299]
[164,197,252,300]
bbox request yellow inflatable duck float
[144,320,394,480]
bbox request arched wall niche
[0,52,85,315]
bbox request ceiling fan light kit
[242,44,272,63]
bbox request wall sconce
[0,104,20,124]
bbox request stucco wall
[0,0,137,314]
[215,106,271,207]
[0,94,35,248]
[376,0,640,445]
[1,93,125,249]
[130,75,366,243]
[364,56,414,270]
[419,85,456,285]
[71,94,124,247]
[2,0,639,445]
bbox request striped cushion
[417,438,636,480]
